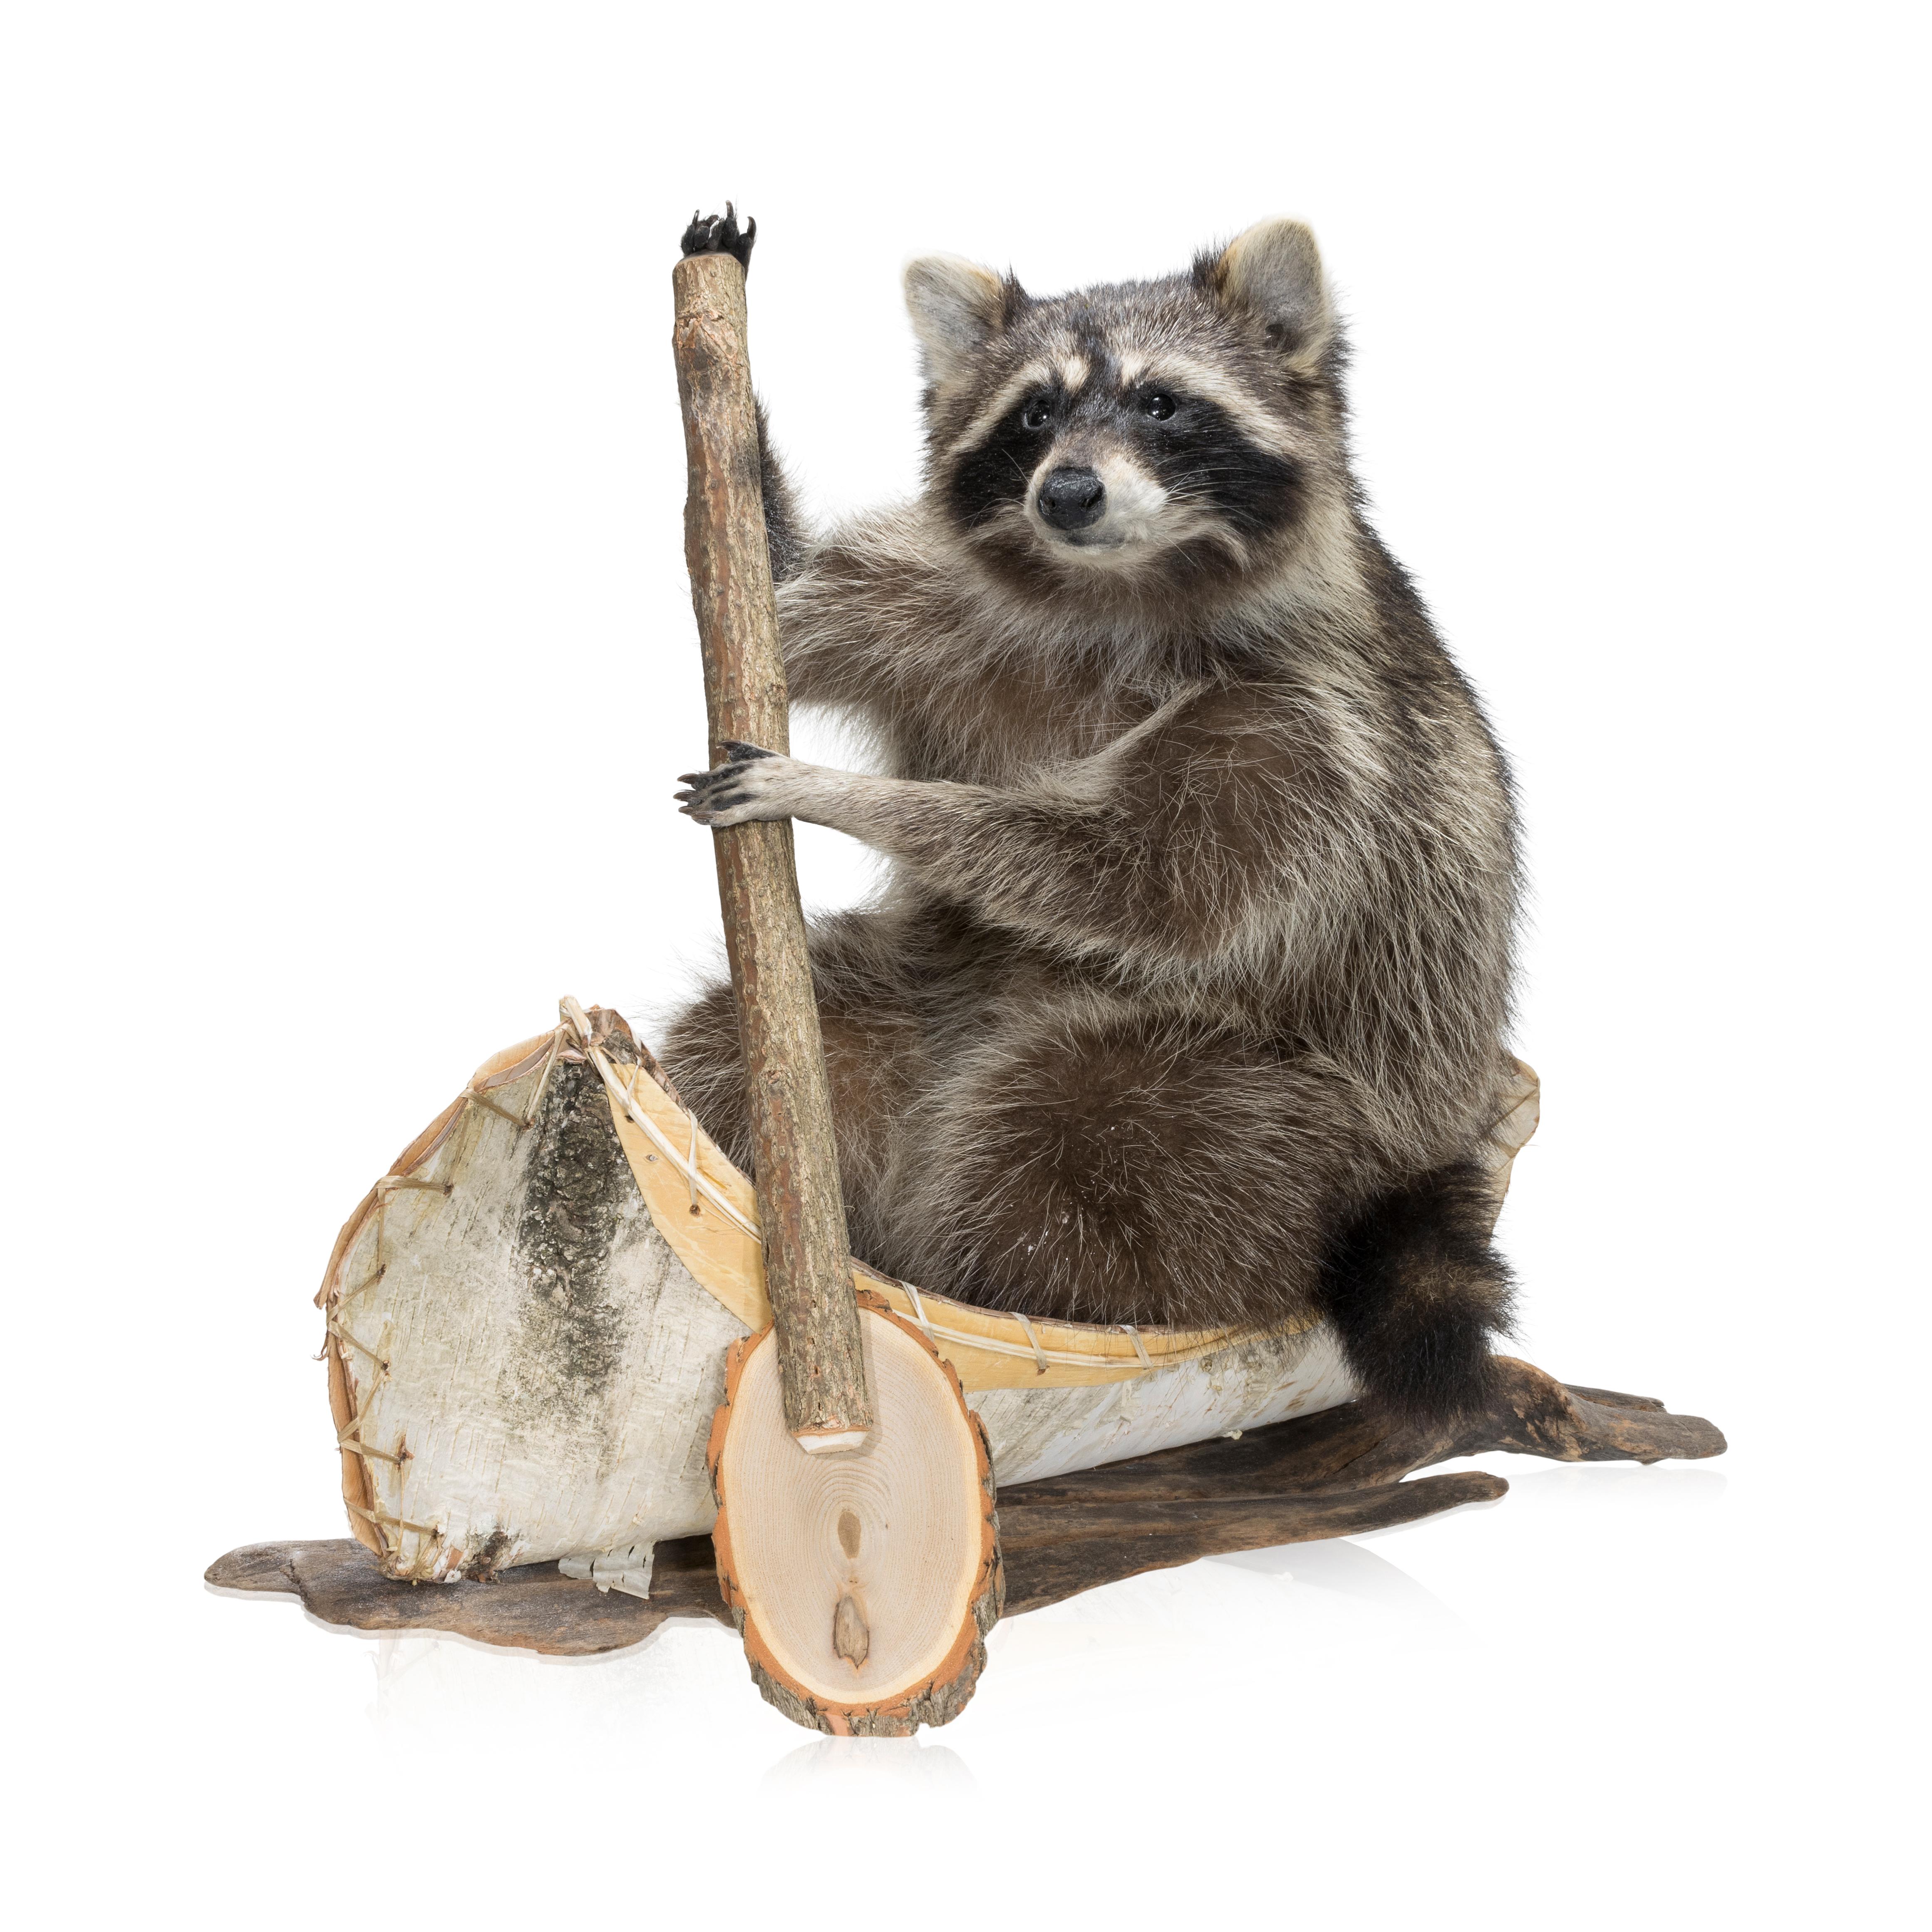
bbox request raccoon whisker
[972,501,1027,529]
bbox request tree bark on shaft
[672,250,873,1447]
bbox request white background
[4,3,1925,1925]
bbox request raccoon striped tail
[1319,1161,1518,1424]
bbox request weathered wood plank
[997,1473,1509,1615]
[206,1533,731,1655]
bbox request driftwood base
[208,1358,1724,1654]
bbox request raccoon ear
[1203,219,1335,372]
[903,255,1017,387]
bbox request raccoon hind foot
[680,202,756,272]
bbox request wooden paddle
[672,222,1000,1732]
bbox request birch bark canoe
[316,1000,1540,1588]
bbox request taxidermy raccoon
[667,208,1520,1423]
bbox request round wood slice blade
[707,1292,1002,1735]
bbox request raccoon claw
[675,742,773,787]
[680,203,756,273]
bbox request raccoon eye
[1140,389,1177,421]
[1019,400,1054,432]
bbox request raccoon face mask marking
[908,219,1336,598]
[942,352,1303,575]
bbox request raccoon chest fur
[880,654,1181,789]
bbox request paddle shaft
[671,249,873,1448]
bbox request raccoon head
[905,219,1350,611]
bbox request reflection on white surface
[218,1456,1742,1818]
[349,1466,1729,1746]
[764,1735,978,1794]
[353,1530,1481,1768]
[1210,1531,1474,1637]
[367,1614,755,1738]
[1482,1460,1729,1508]
[53,1441,1902,1925]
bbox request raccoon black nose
[1037,466,1107,531]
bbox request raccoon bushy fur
[668,209,1521,1423]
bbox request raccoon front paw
[679,203,756,273]
[675,741,795,827]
